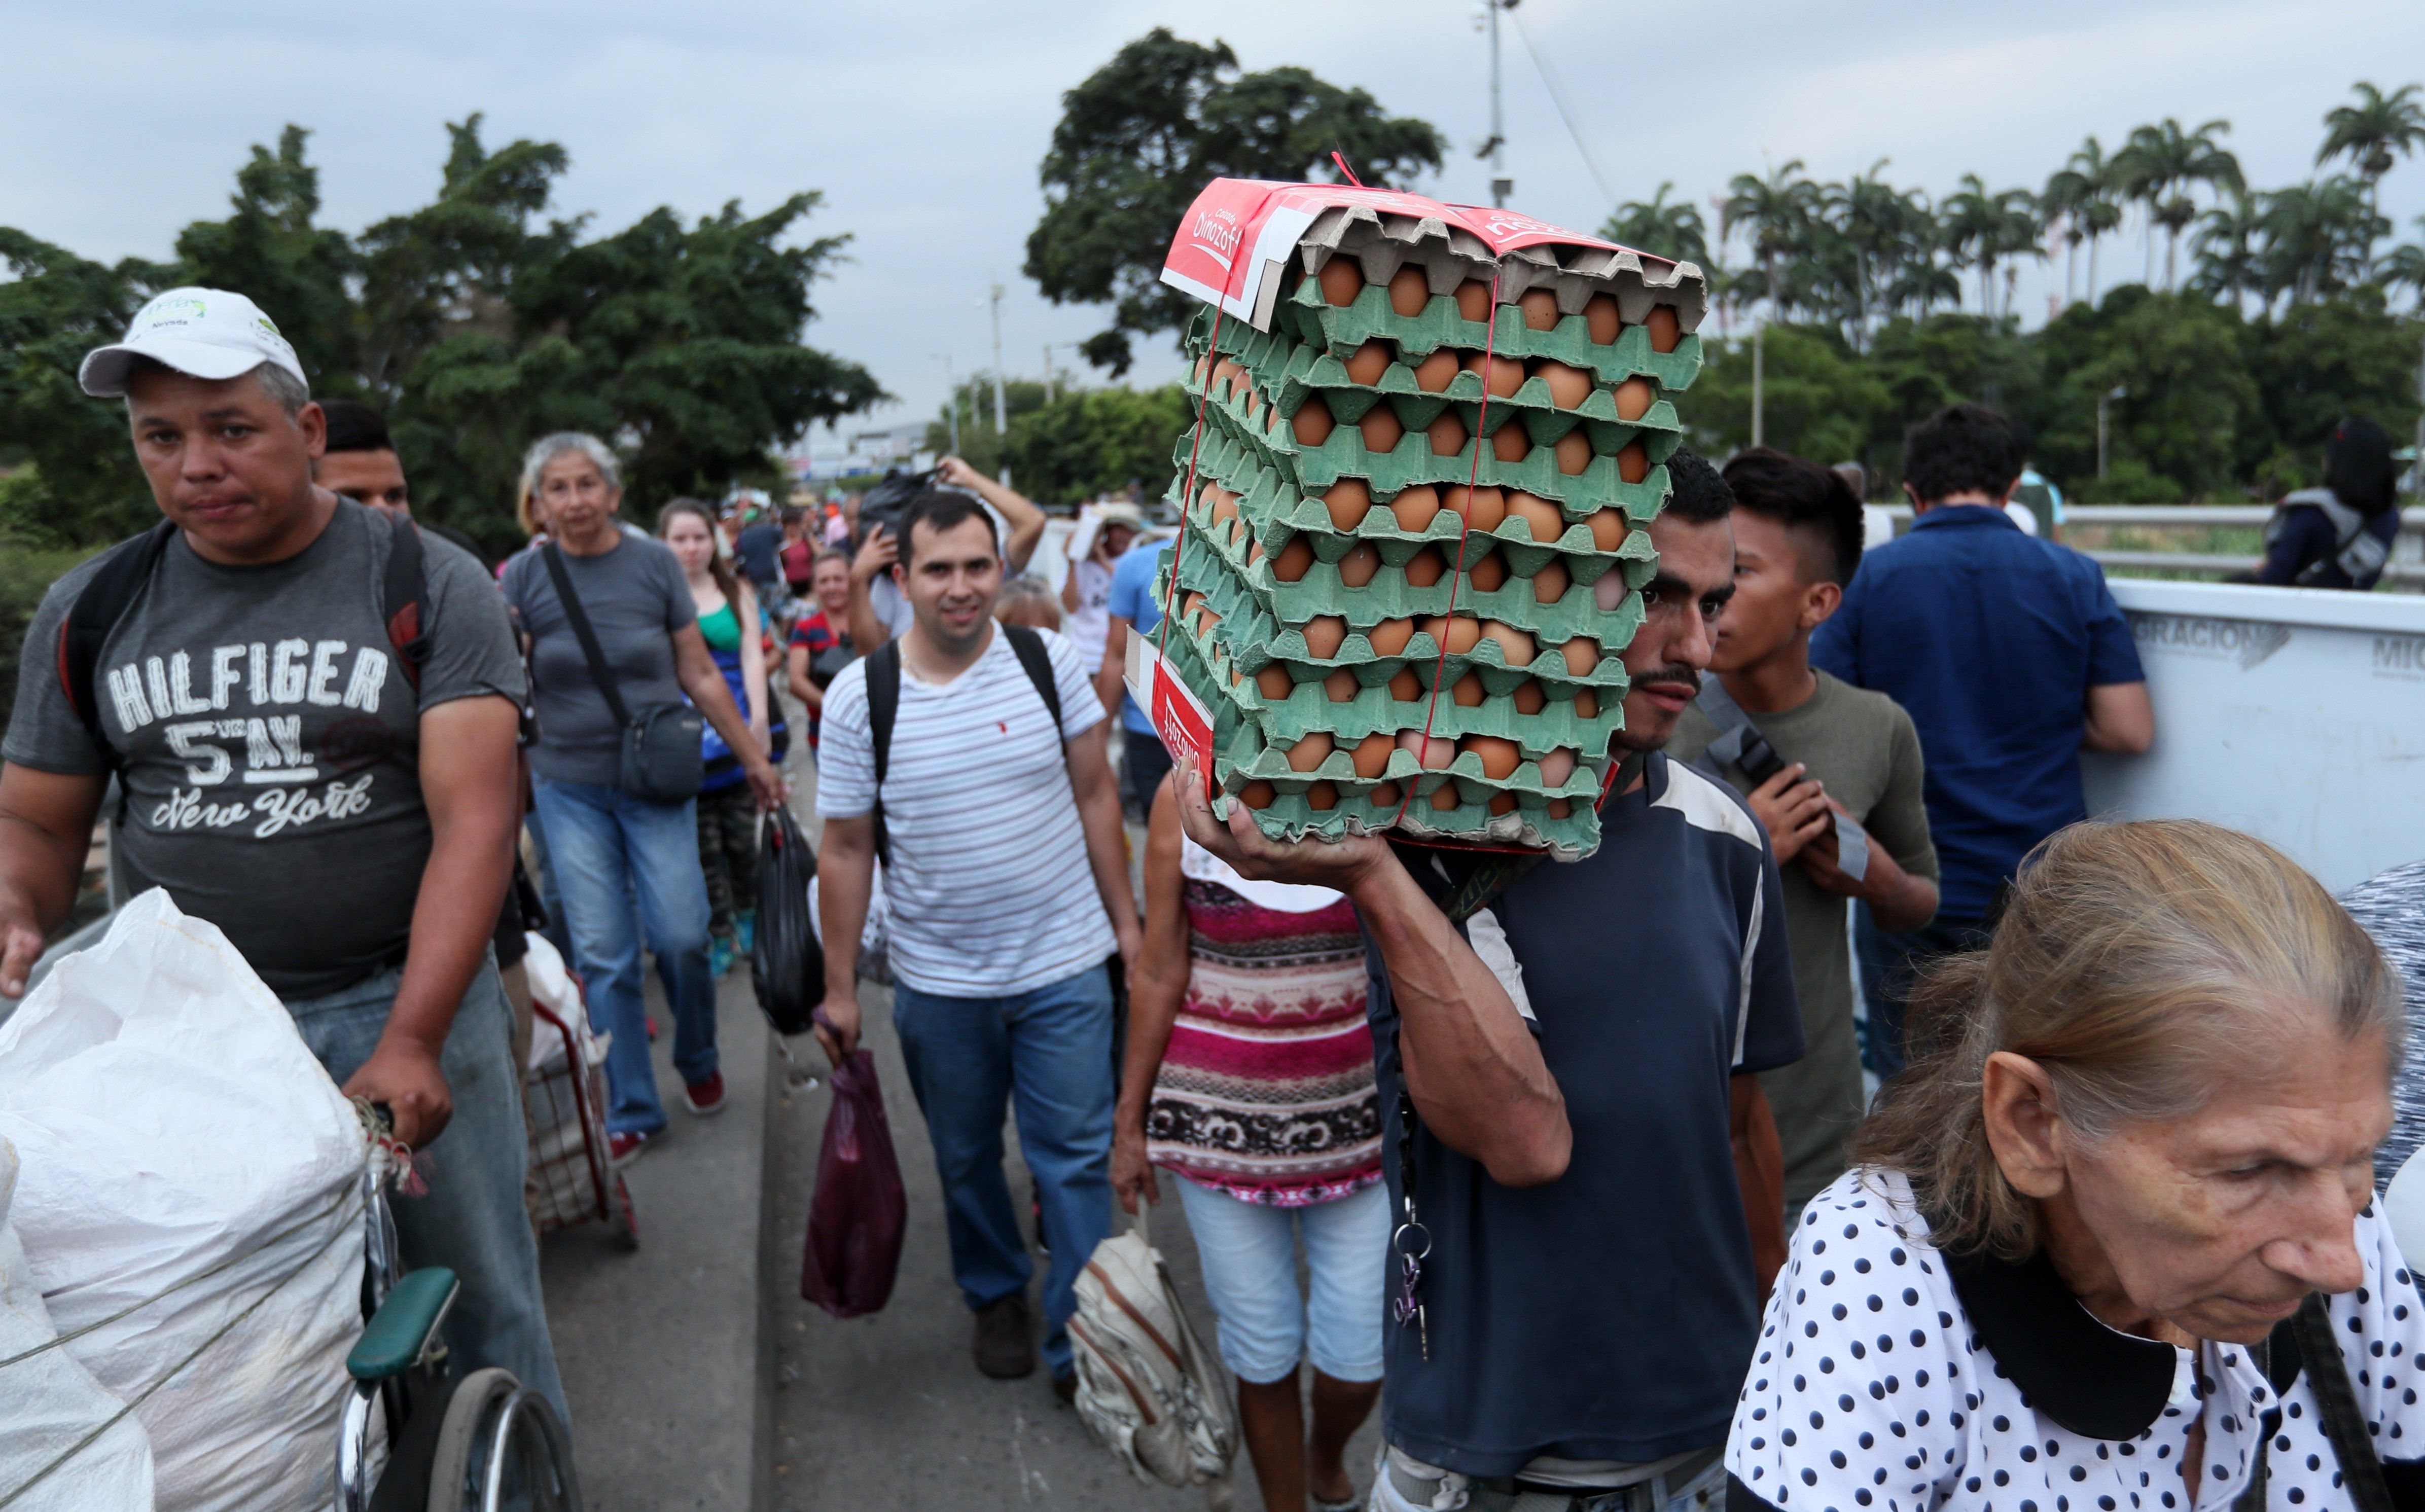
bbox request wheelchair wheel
[426,1366,582,1512]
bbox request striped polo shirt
[817,626,1113,996]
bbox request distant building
[791,421,932,482]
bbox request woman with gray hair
[1727,820,2419,1512]
[502,433,786,1160]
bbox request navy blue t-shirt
[1811,505,2143,919]
[1367,752,1802,1477]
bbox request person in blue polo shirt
[1180,451,1801,1512]
[1813,402,2152,1071]
[1093,532,1172,820]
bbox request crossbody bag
[540,543,704,803]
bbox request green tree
[1600,183,1709,267]
[0,233,170,545]
[2114,118,2243,291]
[1683,323,1891,469]
[1722,160,1820,318]
[2240,290,2424,488]
[173,127,361,387]
[2318,81,2425,277]
[2040,290,2255,499]
[922,377,1054,480]
[1025,29,1444,377]
[2044,136,2123,306]
[1002,385,1193,507]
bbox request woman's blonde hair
[1854,819,2400,1260]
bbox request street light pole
[1484,1,1514,207]
[2097,384,2127,480]
[987,281,1008,437]
[933,352,959,458]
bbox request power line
[1506,5,1618,215]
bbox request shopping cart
[522,992,638,1248]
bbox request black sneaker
[973,1294,1036,1379]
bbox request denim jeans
[1172,1174,1388,1384]
[531,775,719,1135]
[283,959,569,1426]
[890,963,1117,1378]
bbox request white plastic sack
[519,931,601,1074]
[0,1136,155,1510]
[0,889,366,1512]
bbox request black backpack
[862,625,1062,867]
[57,511,431,770]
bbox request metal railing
[1872,504,2425,587]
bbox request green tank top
[697,597,741,652]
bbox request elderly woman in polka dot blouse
[1727,820,2422,1512]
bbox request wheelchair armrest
[349,1267,458,1382]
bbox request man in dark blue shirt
[1180,453,1802,1508]
[1813,403,2152,1069]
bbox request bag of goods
[750,806,824,1036]
[1142,180,1707,859]
[0,889,367,1511]
[520,929,614,1228]
[799,1049,907,1318]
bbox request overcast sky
[6,0,2421,451]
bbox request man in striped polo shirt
[812,490,1142,1398]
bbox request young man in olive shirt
[1668,448,1938,1218]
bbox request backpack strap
[56,520,177,770]
[865,638,902,868]
[382,511,431,695]
[1002,624,1063,739]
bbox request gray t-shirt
[500,534,696,787]
[1669,670,1938,1209]
[3,501,526,996]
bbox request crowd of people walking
[6,281,2425,1512]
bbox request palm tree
[2257,177,2387,305]
[1941,176,2040,316]
[2319,82,2425,276]
[1723,160,1820,319]
[2043,136,2122,308]
[2190,192,2264,308]
[2115,118,2243,291]
[1600,182,1710,268]
[2384,217,2425,312]
[1823,161,1934,347]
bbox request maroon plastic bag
[800,1049,907,1317]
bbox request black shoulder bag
[539,543,703,803]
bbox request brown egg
[1454,280,1492,322]
[1535,359,1592,410]
[1344,340,1392,386]
[1594,571,1628,611]
[1462,351,1524,398]
[1241,385,1262,421]
[1402,546,1448,586]
[1531,560,1571,604]
[1318,259,1362,308]
[1324,479,1372,531]
[1443,486,1505,532]
[1554,431,1592,476]
[1616,441,1650,484]
[1321,667,1360,702]
[1573,689,1599,718]
[1388,485,1440,532]
[1413,348,1459,393]
[1196,602,1221,629]
[1387,266,1430,317]
[1548,798,1573,819]
[1287,731,1334,773]
[1306,781,1339,812]
[1352,732,1396,778]
[1538,748,1579,786]
[1398,731,1455,769]
[1255,665,1294,700]
[1227,516,1249,549]
[1489,792,1518,816]
[1426,411,1469,457]
[1388,667,1422,700]
[1614,377,1655,421]
[1586,508,1627,550]
[1646,305,1682,353]
[1467,551,1507,592]
[1372,780,1403,808]
[1302,616,1347,658]
[1584,293,1622,344]
[1429,784,1461,812]
[1518,289,1560,331]
[1239,780,1276,809]
[1368,617,1414,655]
[1193,351,1216,385]
[1359,406,1404,455]
[1246,539,1266,566]
[1229,665,1245,687]
[1451,672,1486,707]
[1183,591,1207,620]
[1481,621,1536,666]
[1505,491,1563,543]
[1210,491,1238,527]
[1291,397,1335,447]
[1490,424,1530,463]
[1273,536,1315,581]
[1420,615,1482,653]
[1455,736,1513,780]
[1560,638,1600,676]
[1511,679,1546,714]
[1337,542,1381,587]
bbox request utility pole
[933,353,959,458]
[987,281,1008,436]
[1482,1,1514,207]
[2097,385,2127,480]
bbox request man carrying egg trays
[1152,201,1707,859]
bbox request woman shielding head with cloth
[1726,819,2414,1512]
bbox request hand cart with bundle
[521,982,638,1248]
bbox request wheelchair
[338,1143,582,1511]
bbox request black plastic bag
[853,466,933,547]
[750,806,823,1035]
[801,1049,907,1318]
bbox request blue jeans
[532,775,719,1135]
[1172,1175,1388,1384]
[891,964,1116,1378]
[283,959,569,1426]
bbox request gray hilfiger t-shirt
[498,534,695,788]
[4,501,526,996]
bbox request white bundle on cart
[0,889,367,1511]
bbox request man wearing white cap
[0,287,566,1419]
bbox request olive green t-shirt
[1668,670,1937,1209]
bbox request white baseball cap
[78,286,309,398]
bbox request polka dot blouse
[1726,1168,2425,1512]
